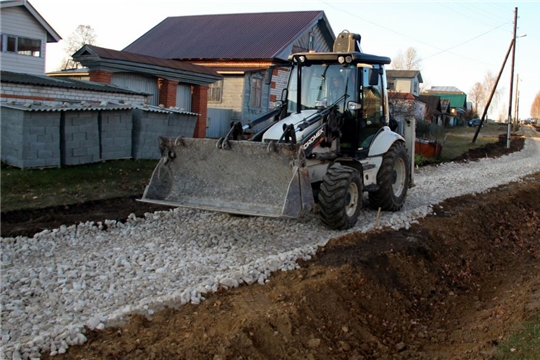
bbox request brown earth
[5,135,540,360]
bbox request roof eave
[77,58,222,85]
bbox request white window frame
[1,33,42,57]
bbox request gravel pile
[2,127,539,359]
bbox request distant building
[422,86,467,126]
[386,70,423,96]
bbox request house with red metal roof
[122,11,336,134]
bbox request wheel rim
[392,157,407,196]
[345,181,359,217]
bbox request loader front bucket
[139,137,314,218]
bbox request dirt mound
[453,134,525,162]
[42,172,540,360]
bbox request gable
[124,11,334,61]
[0,0,61,42]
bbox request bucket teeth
[140,138,313,218]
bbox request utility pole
[506,7,518,149]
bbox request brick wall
[192,85,208,138]
[89,70,113,84]
[271,67,291,106]
[1,83,148,105]
[206,76,243,122]
[158,79,178,108]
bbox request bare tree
[468,82,484,115]
[391,47,422,70]
[388,92,417,124]
[59,25,97,70]
[481,71,504,119]
[497,102,507,122]
[531,91,540,119]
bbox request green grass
[496,314,540,360]
[0,123,513,212]
[418,123,509,164]
[1,159,159,212]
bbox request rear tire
[369,141,409,211]
[318,164,362,230]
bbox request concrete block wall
[1,108,61,168]
[132,109,198,159]
[63,111,100,166]
[1,108,26,168]
[100,110,133,160]
[167,112,197,140]
[132,110,168,159]
[1,107,197,168]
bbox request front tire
[318,164,363,230]
[369,141,409,211]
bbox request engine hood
[262,109,321,143]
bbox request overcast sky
[29,0,540,119]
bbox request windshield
[287,64,355,113]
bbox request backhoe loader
[140,31,414,230]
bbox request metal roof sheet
[133,103,199,116]
[75,46,220,77]
[1,71,150,95]
[1,100,199,115]
[426,86,463,93]
[1,100,134,112]
[387,70,423,82]
[124,11,327,60]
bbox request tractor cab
[282,54,391,158]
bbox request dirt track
[37,171,540,360]
[3,131,539,359]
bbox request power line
[466,2,509,22]
[422,22,510,61]
[435,2,508,31]
[319,0,509,66]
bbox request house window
[208,80,223,103]
[1,34,42,57]
[250,76,262,108]
[387,80,395,91]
